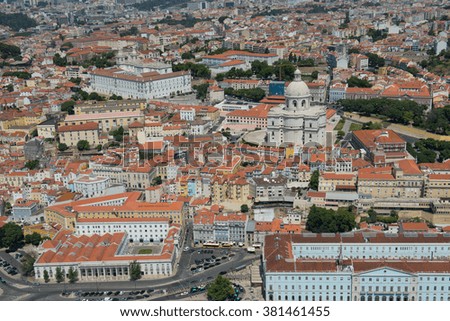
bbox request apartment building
[193,209,247,243]
[318,173,357,192]
[357,161,424,199]
[58,122,102,147]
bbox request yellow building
[424,174,450,198]
[58,122,102,147]
[45,192,185,231]
[319,173,357,192]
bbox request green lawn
[349,123,363,131]
[138,249,152,254]
[334,119,345,131]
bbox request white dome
[285,69,310,97]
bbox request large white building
[75,217,169,243]
[263,233,450,301]
[34,226,180,282]
[72,174,110,198]
[89,68,192,99]
[266,69,327,147]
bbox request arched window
[302,100,306,107]
[292,100,297,108]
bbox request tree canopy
[347,76,371,88]
[173,62,211,79]
[0,42,21,60]
[308,170,319,190]
[129,261,142,281]
[305,205,356,233]
[207,275,234,301]
[0,222,24,251]
[224,88,265,102]
[0,13,37,31]
[339,98,426,126]
[77,140,90,151]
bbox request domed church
[266,69,327,147]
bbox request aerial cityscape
[0,0,449,303]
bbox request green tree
[0,42,21,59]
[58,143,69,152]
[0,13,37,32]
[129,261,142,281]
[43,270,50,283]
[151,176,162,186]
[181,52,195,59]
[305,205,356,233]
[25,160,39,170]
[311,70,319,80]
[21,255,35,277]
[207,275,234,301]
[309,170,319,190]
[68,267,78,283]
[193,83,209,100]
[96,144,103,151]
[61,100,75,115]
[77,140,90,151]
[367,208,378,223]
[55,267,64,283]
[347,76,371,88]
[224,88,265,102]
[240,204,249,213]
[24,232,42,246]
[0,222,24,250]
[5,83,14,92]
[53,53,67,67]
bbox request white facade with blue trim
[263,233,450,301]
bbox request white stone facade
[267,69,326,147]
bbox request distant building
[89,68,192,99]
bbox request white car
[183,247,190,252]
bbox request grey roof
[325,191,359,201]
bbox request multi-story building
[89,68,191,99]
[351,129,407,165]
[210,174,251,204]
[75,217,170,243]
[34,226,180,281]
[250,176,288,203]
[44,192,185,230]
[423,174,450,198]
[74,99,146,115]
[72,174,110,198]
[58,122,102,147]
[193,209,247,244]
[357,161,424,199]
[319,173,357,192]
[62,111,144,133]
[225,104,272,131]
[263,233,450,301]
